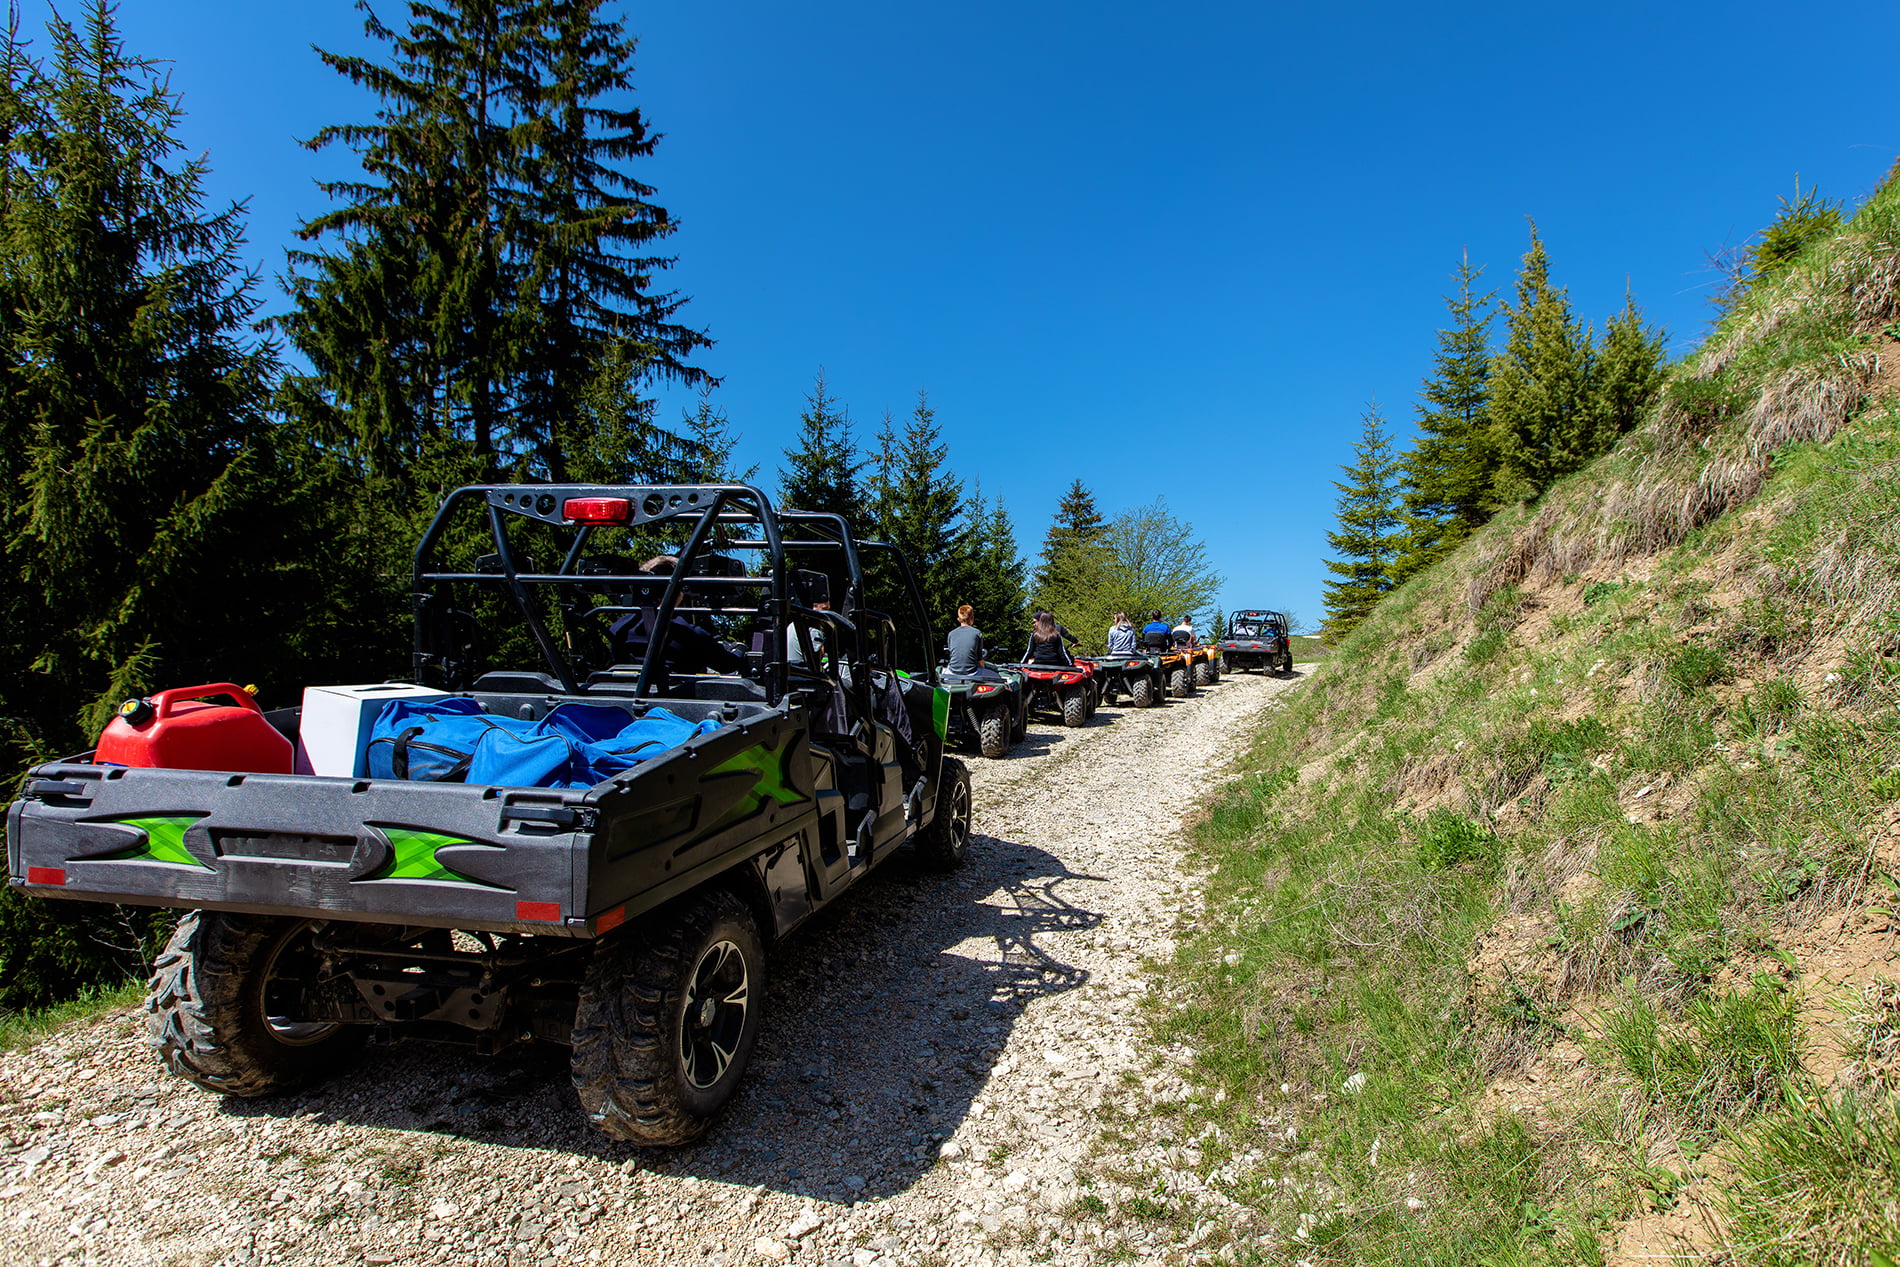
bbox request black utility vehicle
[1219,609,1294,674]
[6,484,971,1145]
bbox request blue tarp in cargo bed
[365,698,722,789]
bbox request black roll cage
[409,485,938,706]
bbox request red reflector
[596,905,627,933]
[562,497,631,524]
[27,867,65,885]
[516,900,561,922]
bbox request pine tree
[778,368,862,525]
[277,0,705,488]
[1489,222,1594,502]
[677,388,755,484]
[1394,250,1494,583]
[0,0,305,1008]
[867,390,966,621]
[1031,479,1114,637]
[964,488,1029,637]
[1322,406,1401,639]
[1586,288,1667,456]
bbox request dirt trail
[1,670,1303,1267]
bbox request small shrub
[1602,975,1799,1131]
[1415,810,1499,871]
[1582,580,1624,607]
[1667,644,1733,691]
[1719,1084,1900,1267]
[1465,627,1508,666]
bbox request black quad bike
[1219,609,1294,674]
[6,484,973,1146]
[1075,653,1164,709]
[938,667,1027,758]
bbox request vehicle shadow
[220,831,1102,1204]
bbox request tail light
[973,683,997,695]
[563,497,631,524]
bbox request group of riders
[941,606,1203,684]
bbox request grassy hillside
[1156,176,1900,1264]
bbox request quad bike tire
[1061,687,1088,728]
[148,911,362,1098]
[978,708,1009,758]
[1192,660,1212,688]
[916,757,973,870]
[571,888,764,1145]
[1130,675,1155,708]
[1168,668,1189,698]
[1209,657,1221,683]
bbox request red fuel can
[95,683,294,774]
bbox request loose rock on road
[0,669,1304,1267]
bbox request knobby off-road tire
[1191,660,1212,688]
[1130,675,1155,708]
[977,708,1010,758]
[571,889,764,1146]
[1061,688,1088,728]
[1209,657,1222,683]
[916,757,973,870]
[1167,668,1189,698]
[147,910,361,1098]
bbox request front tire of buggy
[147,911,361,1099]
[978,708,1009,758]
[571,889,763,1146]
[916,757,973,870]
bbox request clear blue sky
[25,1,1900,632]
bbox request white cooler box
[295,683,452,777]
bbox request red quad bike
[1074,653,1164,709]
[1010,661,1098,728]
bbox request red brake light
[973,683,996,694]
[563,497,631,524]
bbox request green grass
[1146,257,1900,1258]
[0,979,143,1054]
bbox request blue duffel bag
[366,698,721,789]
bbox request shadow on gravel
[218,830,1102,1204]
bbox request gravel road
[1,669,1302,1267]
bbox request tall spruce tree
[779,368,862,524]
[1394,250,1495,584]
[0,1,306,1008]
[1031,479,1110,599]
[677,387,755,484]
[1585,288,1667,456]
[1489,222,1594,502]
[1322,406,1401,639]
[868,389,965,619]
[956,484,1028,639]
[277,0,705,488]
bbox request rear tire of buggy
[147,911,361,1099]
[916,757,973,870]
[571,889,763,1146]
[978,708,1009,758]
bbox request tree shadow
[221,832,1102,1203]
